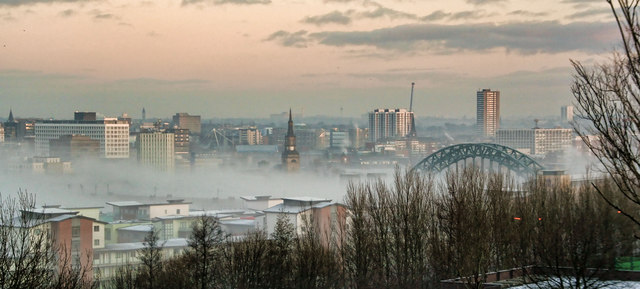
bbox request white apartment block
[496,128,573,155]
[368,108,413,143]
[137,132,175,171]
[35,118,129,158]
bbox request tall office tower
[282,110,300,172]
[561,105,574,122]
[137,131,175,171]
[35,114,129,158]
[172,113,201,135]
[477,89,500,137]
[368,108,413,143]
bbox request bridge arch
[413,143,544,175]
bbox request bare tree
[137,230,163,289]
[571,0,640,231]
[187,215,226,289]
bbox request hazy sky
[0,0,619,119]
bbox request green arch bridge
[413,143,544,176]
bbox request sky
[0,0,620,119]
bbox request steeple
[286,109,295,137]
[282,108,300,172]
[7,109,14,123]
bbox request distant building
[8,157,72,174]
[238,127,263,145]
[172,113,201,135]
[35,114,129,158]
[330,130,349,148]
[3,109,17,142]
[169,128,190,154]
[368,108,413,143]
[74,111,97,121]
[282,110,300,172]
[49,135,100,161]
[561,105,574,122]
[348,127,367,149]
[477,89,500,137]
[137,131,175,171]
[0,124,4,143]
[496,128,573,155]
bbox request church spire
[282,108,300,172]
[286,108,294,137]
[7,109,14,123]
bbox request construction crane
[407,82,417,138]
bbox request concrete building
[49,135,101,161]
[477,89,500,137]
[8,157,72,174]
[368,108,413,143]
[20,207,106,278]
[106,200,191,221]
[93,238,188,280]
[330,130,349,148]
[137,131,175,171]
[561,105,574,122]
[35,116,129,158]
[496,128,573,155]
[172,113,201,135]
[241,195,283,211]
[263,197,347,245]
[0,124,4,143]
[238,127,263,145]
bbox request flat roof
[23,207,79,215]
[282,197,332,202]
[117,224,153,232]
[107,200,191,207]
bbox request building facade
[561,105,574,122]
[368,108,413,143]
[496,128,573,155]
[137,131,175,171]
[35,117,129,158]
[172,113,201,135]
[477,89,500,137]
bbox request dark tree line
[102,168,635,289]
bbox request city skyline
[0,0,618,118]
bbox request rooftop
[117,224,154,232]
[107,200,191,207]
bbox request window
[94,239,100,246]
[94,225,100,232]
[71,240,80,252]
[72,226,80,237]
[176,209,181,214]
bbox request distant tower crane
[407,82,417,138]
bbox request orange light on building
[514,217,521,221]
[618,210,622,214]
[538,218,542,221]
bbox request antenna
[409,82,415,112]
